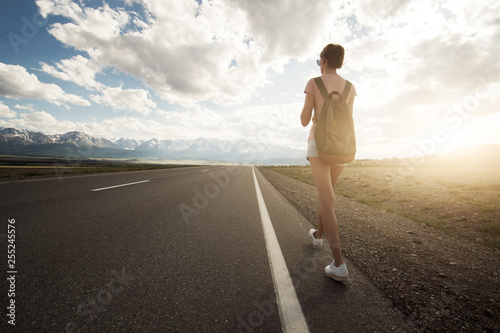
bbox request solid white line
[91,180,150,192]
[252,167,310,333]
[201,169,210,172]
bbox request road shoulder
[258,167,500,332]
[254,167,418,332]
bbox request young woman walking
[300,44,357,281]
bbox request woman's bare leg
[310,157,345,266]
[316,213,324,239]
[315,165,345,240]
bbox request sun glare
[438,122,493,155]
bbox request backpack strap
[313,77,330,101]
[341,80,352,102]
[313,77,342,123]
[315,77,350,101]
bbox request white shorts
[306,138,348,166]
[306,138,319,160]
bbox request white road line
[91,180,150,192]
[252,167,310,333]
[201,169,210,172]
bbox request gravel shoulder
[258,167,500,333]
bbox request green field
[267,165,500,250]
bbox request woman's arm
[300,93,315,127]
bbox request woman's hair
[320,44,344,69]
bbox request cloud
[15,0,499,159]
[340,0,500,150]
[155,102,307,148]
[14,104,35,111]
[35,0,346,107]
[5,111,169,141]
[14,111,79,134]
[90,86,156,115]
[39,55,104,90]
[0,101,17,118]
[2,101,307,152]
[0,63,91,107]
[224,103,307,148]
[36,0,83,21]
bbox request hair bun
[321,44,345,69]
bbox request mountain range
[0,127,307,165]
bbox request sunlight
[438,115,499,155]
[441,129,481,154]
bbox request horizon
[1,0,499,160]
[3,126,500,167]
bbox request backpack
[313,77,356,164]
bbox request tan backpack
[313,77,356,164]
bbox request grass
[0,159,196,180]
[267,165,500,250]
[482,222,500,236]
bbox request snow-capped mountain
[0,128,113,148]
[0,127,306,165]
[0,127,55,146]
[136,138,170,150]
[110,137,144,150]
[55,131,115,148]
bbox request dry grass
[0,164,189,180]
[268,165,500,249]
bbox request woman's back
[304,73,356,142]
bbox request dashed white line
[252,167,310,333]
[91,180,150,192]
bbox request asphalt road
[0,165,415,332]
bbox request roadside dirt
[258,167,500,333]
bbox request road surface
[0,165,414,332]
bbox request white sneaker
[324,260,349,281]
[308,228,323,248]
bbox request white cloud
[228,0,338,63]
[15,111,78,134]
[35,0,346,107]
[0,63,91,107]
[156,107,224,131]
[0,101,17,118]
[90,86,156,115]
[4,111,169,141]
[4,102,307,149]
[155,103,307,149]
[154,107,236,140]
[99,117,172,139]
[224,103,307,149]
[14,104,35,111]
[10,0,498,159]
[37,0,83,21]
[337,0,500,158]
[39,55,104,90]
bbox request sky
[0,0,499,159]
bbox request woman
[300,44,357,281]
